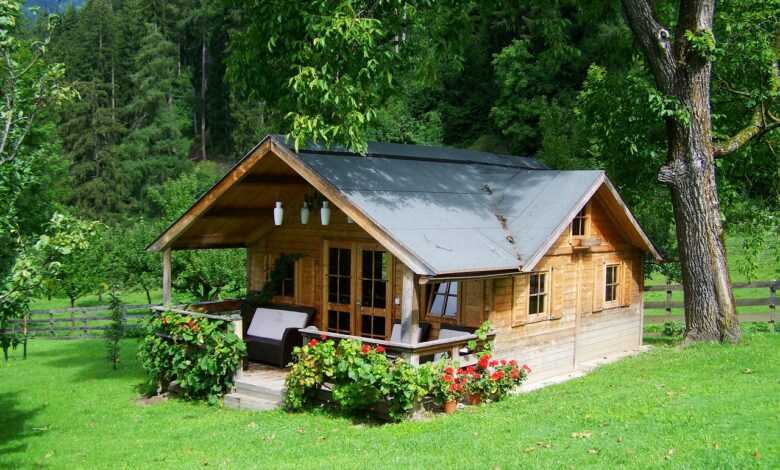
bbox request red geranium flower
[444,367,454,375]
[361,344,371,354]
[489,360,498,367]
[478,357,490,369]
[500,359,507,366]
[375,345,386,353]
[320,334,328,340]
[443,374,453,383]
[491,370,504,381]
[509,359,517,366]
[308,338,319,347]
[510,369,521,380]
[472,373,481,380]
[522,364,532,373]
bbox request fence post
[82,311,89,337]
[49,311,55,337]
[665,281,673,321]
[770,280,777,332]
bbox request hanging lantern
[320,201,331,226]
[274,201,283,226]
[300,202,310,225]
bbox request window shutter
[621,259,632,307]
[549,267,562,319]
[512,274,529,325]
[592,257,605,313]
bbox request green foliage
[285,338,428,421]
[0,213,98,359]
[684,29,720,62]
[105,291,126,369]
[137,310,246,404]
[662,320,685,338]
[225,0,420,153]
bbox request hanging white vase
[320,201,331,226]
[274,201,283,226]
[300,202,310,225]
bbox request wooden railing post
[162,248,172,307]
[400,265,420,365]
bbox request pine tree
[120,23,193,199]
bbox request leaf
[571,431,593,439]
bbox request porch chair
[240,302,315,368]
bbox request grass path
[2,336,779,468]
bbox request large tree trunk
[622,0,740,342]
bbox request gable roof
[148,135,662,276]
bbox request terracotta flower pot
[468,394,482,405]
[443,399,458,415]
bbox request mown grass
[2,335,778,469]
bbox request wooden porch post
[400,265,420,365]
[162,248,172,307]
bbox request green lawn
[2,336,779,469]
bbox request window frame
[604,263,620,307]
[426,281,460,322]
[270,255,297,303]
[571,205,589,237]
[528,271,549,317]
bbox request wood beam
[162,248,172,306]
[203,207,271,218]
[239,174,307,185]
[400,265,421,365]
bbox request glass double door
[325,242,392,339]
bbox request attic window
[571,206,588,236]
[428,282,459,319]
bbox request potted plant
[429,364,463,414]
[461,354,531,404]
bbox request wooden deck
[224,362,289,411]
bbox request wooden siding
[489,194,644,382]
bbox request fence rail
[4,304,159,339]
[643,279,777,325]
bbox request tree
[105,291,125,370]
[620,0,779,342]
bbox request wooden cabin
[148,135,661,384]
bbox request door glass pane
[361,315,372,336]
[328,277,338,303]
[373,281,386,309]
[329,248,339,275]
[339,279,351,304]
[362,251,373,280]
[339,249,351,276]
[361,280,373,307]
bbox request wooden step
[224,392,282,412]
[235,380,285,401]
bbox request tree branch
[714,104,780,157]
[620,0,677,92]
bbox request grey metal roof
[274,136,604,275]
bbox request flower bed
[285,323,530,421]
[138,311,246,404]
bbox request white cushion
[247,308,309,341]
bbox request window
[428,281,458,318]
[328,247,351,305]
[361,250,389,309]
[528,272,547,315]
[605,264,619,303]
[571,206,587,236]
[272,256,295,298]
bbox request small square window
[272,256,295,298]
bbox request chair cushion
[247,307,309,341]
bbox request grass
[2,336,779,469]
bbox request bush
[137,311,246,404]
[285,322,531,421]
[285,338,428,421]
[662,320,685,337]
[744,322,771,334]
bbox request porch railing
[299,326,496,366]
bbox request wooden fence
[5,304,158,339]
[643,280,777,324]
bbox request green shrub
[662,320,685,337]
[138,311,246,404]
[744,322,771,334]
[286,338,428,421]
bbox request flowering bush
[459,353,530,402]
[427,362,465,405]
[285,337,428,421]
[138,311,246,404]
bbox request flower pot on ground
[468,394,482,405]
[459,353,531,403]
[443,399,458,414]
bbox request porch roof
[148,135,662,276]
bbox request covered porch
[148,136,496,376]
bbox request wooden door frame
[322,240,358,334]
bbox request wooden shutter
[592,256,605,313]
[549,266,562,320]
[620,260,631,307]
[512,274,529,326]
[462,280,485,327]
[297,257,316,306]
